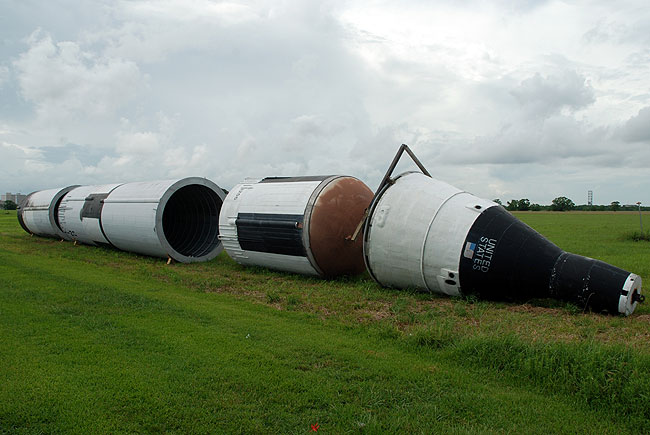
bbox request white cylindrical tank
[18,185,80,240]
[57,183,124,246]
[363,172,494,296]
[99,177,225,262]
[219,175,373,277]
[363,171,643,315]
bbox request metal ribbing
[162,184,221,258]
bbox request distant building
[1,192,27,207]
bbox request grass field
[1,209,649,433]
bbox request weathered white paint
[364,172,497,296]
[100,177,225,262]
[219,177,326,276]
[58,184,122,245]
[19,186,79,239]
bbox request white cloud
[13,30,145,121]
[124,0,258,24]
[115,131,160,155]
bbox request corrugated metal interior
[162,184,222,258]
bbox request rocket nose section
[458,206,643,315]
[619,274,644,316]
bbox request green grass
[514,211,650,278]
[1,210,650,433]
[622,230,650,242]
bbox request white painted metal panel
[232,179,323,215]
[364,172,497,296]
[234,250,318,276]
[100,177,225,262]
[58,184,122,245]
[101,180,167,257]
[219,178,321,276]
[19,186,79,239]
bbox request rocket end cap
[308,176,373,277]
[618,274,643,316]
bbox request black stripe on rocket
[80,194,110,219]
[236,213,306,257]
[80,193,114,247]
[16,193,34,235]
[259,176,332,184]
[458,206,633,314]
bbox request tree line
[1,200,18,210]
[493,198,648,212]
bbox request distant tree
[550,196,575,211]
[518,198,531,211]
[3,200,17,210]
[530,203,542,211]
[506,199,519,211]
[493,198,502,205]
[610,201,621,212]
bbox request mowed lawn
[1,210,649,433]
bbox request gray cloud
[0,66,8,87]
[39,143,117,165]
[510,71,595,119]
[621,106,650,143]
[445,117,607,166]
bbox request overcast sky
[1,0,649,205]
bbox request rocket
[15,145,644,315]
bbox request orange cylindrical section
[308,177,373,277]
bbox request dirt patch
[505,304,566,316]
[203,285,236,294]
[357,308,391,321]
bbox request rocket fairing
[362,145,643,315]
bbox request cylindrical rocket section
[20,178,225,263]
[363,172,643,315]
[99,177,225,262]
[219,175,373,277]
[17,185,80,240]
[58,183,123,246]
